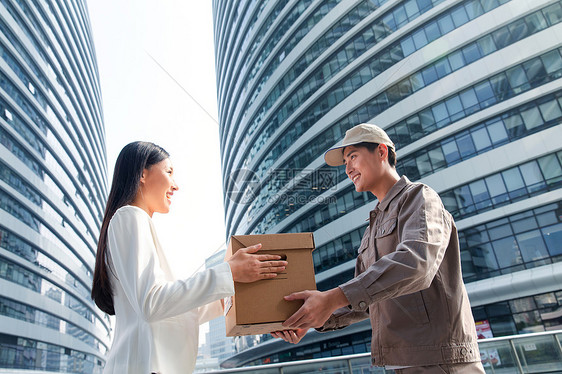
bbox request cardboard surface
[225,233,316,336]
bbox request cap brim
[325,141,364,166]
[324,146,345,166]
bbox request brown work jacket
[319,176,481,367]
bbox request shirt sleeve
[198,299,225,325]
[107,208,235,322]
[316,306,369,332]
[317,251,369,332]
[339,185,452,312]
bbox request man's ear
[378,144,389,161]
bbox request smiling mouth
[352,175,360,183]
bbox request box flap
[230,232,314,251]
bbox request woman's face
[139,158,178,216]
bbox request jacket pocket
[374,216,397,238]
[358,229,370,254]
[374,216,397,258]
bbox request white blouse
[102,205,234,374]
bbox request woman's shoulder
[110,205,151,226]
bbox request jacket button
[358,301,367,309]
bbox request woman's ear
[139,169,147,184]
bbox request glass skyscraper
[213,0,562,367]
[0,0,109,372]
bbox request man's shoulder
[398,180,443,206]
[401,180,453,219]
[401,179,434,195]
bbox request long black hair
[92,141,169,315]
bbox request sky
[87,1,226,280]
[87,1,226,345]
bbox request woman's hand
[227,244,287,283]
[271,328,308,344]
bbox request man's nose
[345,163,353,177]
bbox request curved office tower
[214,0,562,367]
[0,0,109,372]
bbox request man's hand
[271,328,308,344]
[227,244,288,283]
[282,288,349,329]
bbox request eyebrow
[344,150,356,159]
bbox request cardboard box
[224,232,316,336]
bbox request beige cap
[324,123,395,166]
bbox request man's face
[343,145,383,193]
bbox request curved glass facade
[213,0,562,367]
[0,0,108,372]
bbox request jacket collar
[377,175,410,212]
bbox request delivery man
[273,123,485,373]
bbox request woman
[92,142,287,373]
